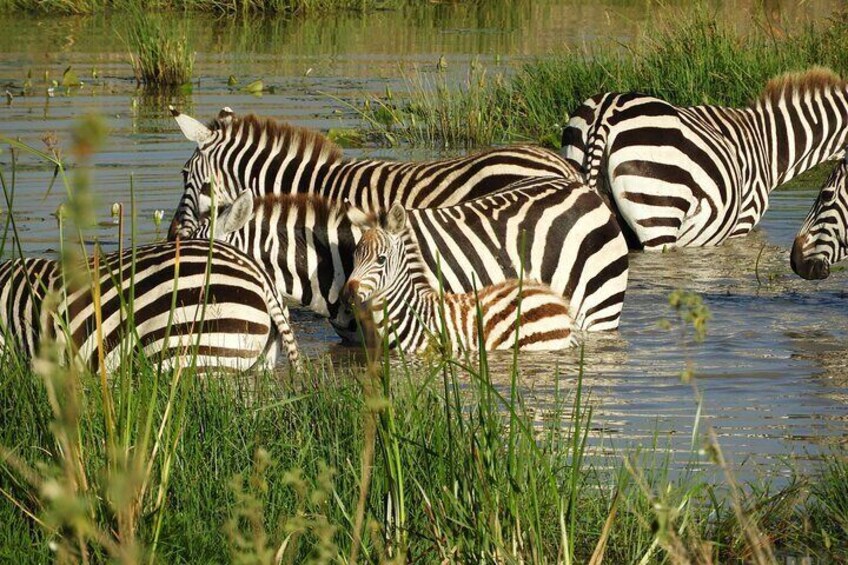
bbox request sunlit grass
[1,129,848,562]
[360,7,848,148]
[0,0,397,15]
[125,10,195,87]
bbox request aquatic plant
[361,7,848,148]
[125,11,195,87]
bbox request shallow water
[1,0,846,481]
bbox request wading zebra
[343,204,575,351]
[190,176,629,340]
[791,154,848,280]
[167,107,579,239]
[0,241,298,372]
[561,68,848,251]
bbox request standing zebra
[343,204,575,351]
[561,68,848,251]
[167,107,579,239]
[0,241,298,372]
[190,176,629,339]
[791,154,848,280]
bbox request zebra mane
[251,193,346,226]
[208,114,344,165]
[757,67,847,106]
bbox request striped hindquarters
[0,241,296,373]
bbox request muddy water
[0,0,846,480]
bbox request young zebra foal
[343,204,575,352]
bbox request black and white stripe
[343,204,575,351]
[167,107,580,239]
[190,176,629,339]
[791,155,848,280]
[562,68,848,251]
[0,240,298,371]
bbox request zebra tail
[261,276,300,368]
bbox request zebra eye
[376,255,387,266]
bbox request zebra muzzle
[790,235,830,280]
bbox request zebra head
[344,203,408,309]
[168,106,235,240]
[791,155,848,280]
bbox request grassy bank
[3,337,848,562]
[360,7,848,148]
[0,0,399,16]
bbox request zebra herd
[1,67,847,372]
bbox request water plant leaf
[61,66,81,88]
[242,79,264,94]
[327,128,364,148]
[227,75,239,87]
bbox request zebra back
[168,108,580,239]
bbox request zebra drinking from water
[167,107,579,239]
[190,176,629,339]
[343,203,575,351]
[0,240,298,372]
[561,68,848,250]
[791,154,848,280]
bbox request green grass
[0,0,399,15]
[2,126,848,563]
[360,7,848,148]
[124,9,195,87]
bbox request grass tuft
[125,11,195,87]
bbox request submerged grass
[361,7,848,148]
[2,132,848,562]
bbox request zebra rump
[562,68,848,251]
[167,106,579,239]
[191,175,629,337]
[0,240,298,372]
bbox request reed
[125,10,195,87]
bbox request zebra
[0,240,298,372]
[561,68,848,251]
[167,106,580,239]
[342,203,575,351]
[190,176,629,340]
[791,154,848,280]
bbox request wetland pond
[1,0,846,483]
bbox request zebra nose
[791,235,830,280]
[343,279,361,304]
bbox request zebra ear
[218,106,234,125]
[385,203,407,234]
[215,191,254,237]
[345,202,373,228]
[170,105,212,146]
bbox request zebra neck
[748,90,848,191]
[225,202,361,318]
